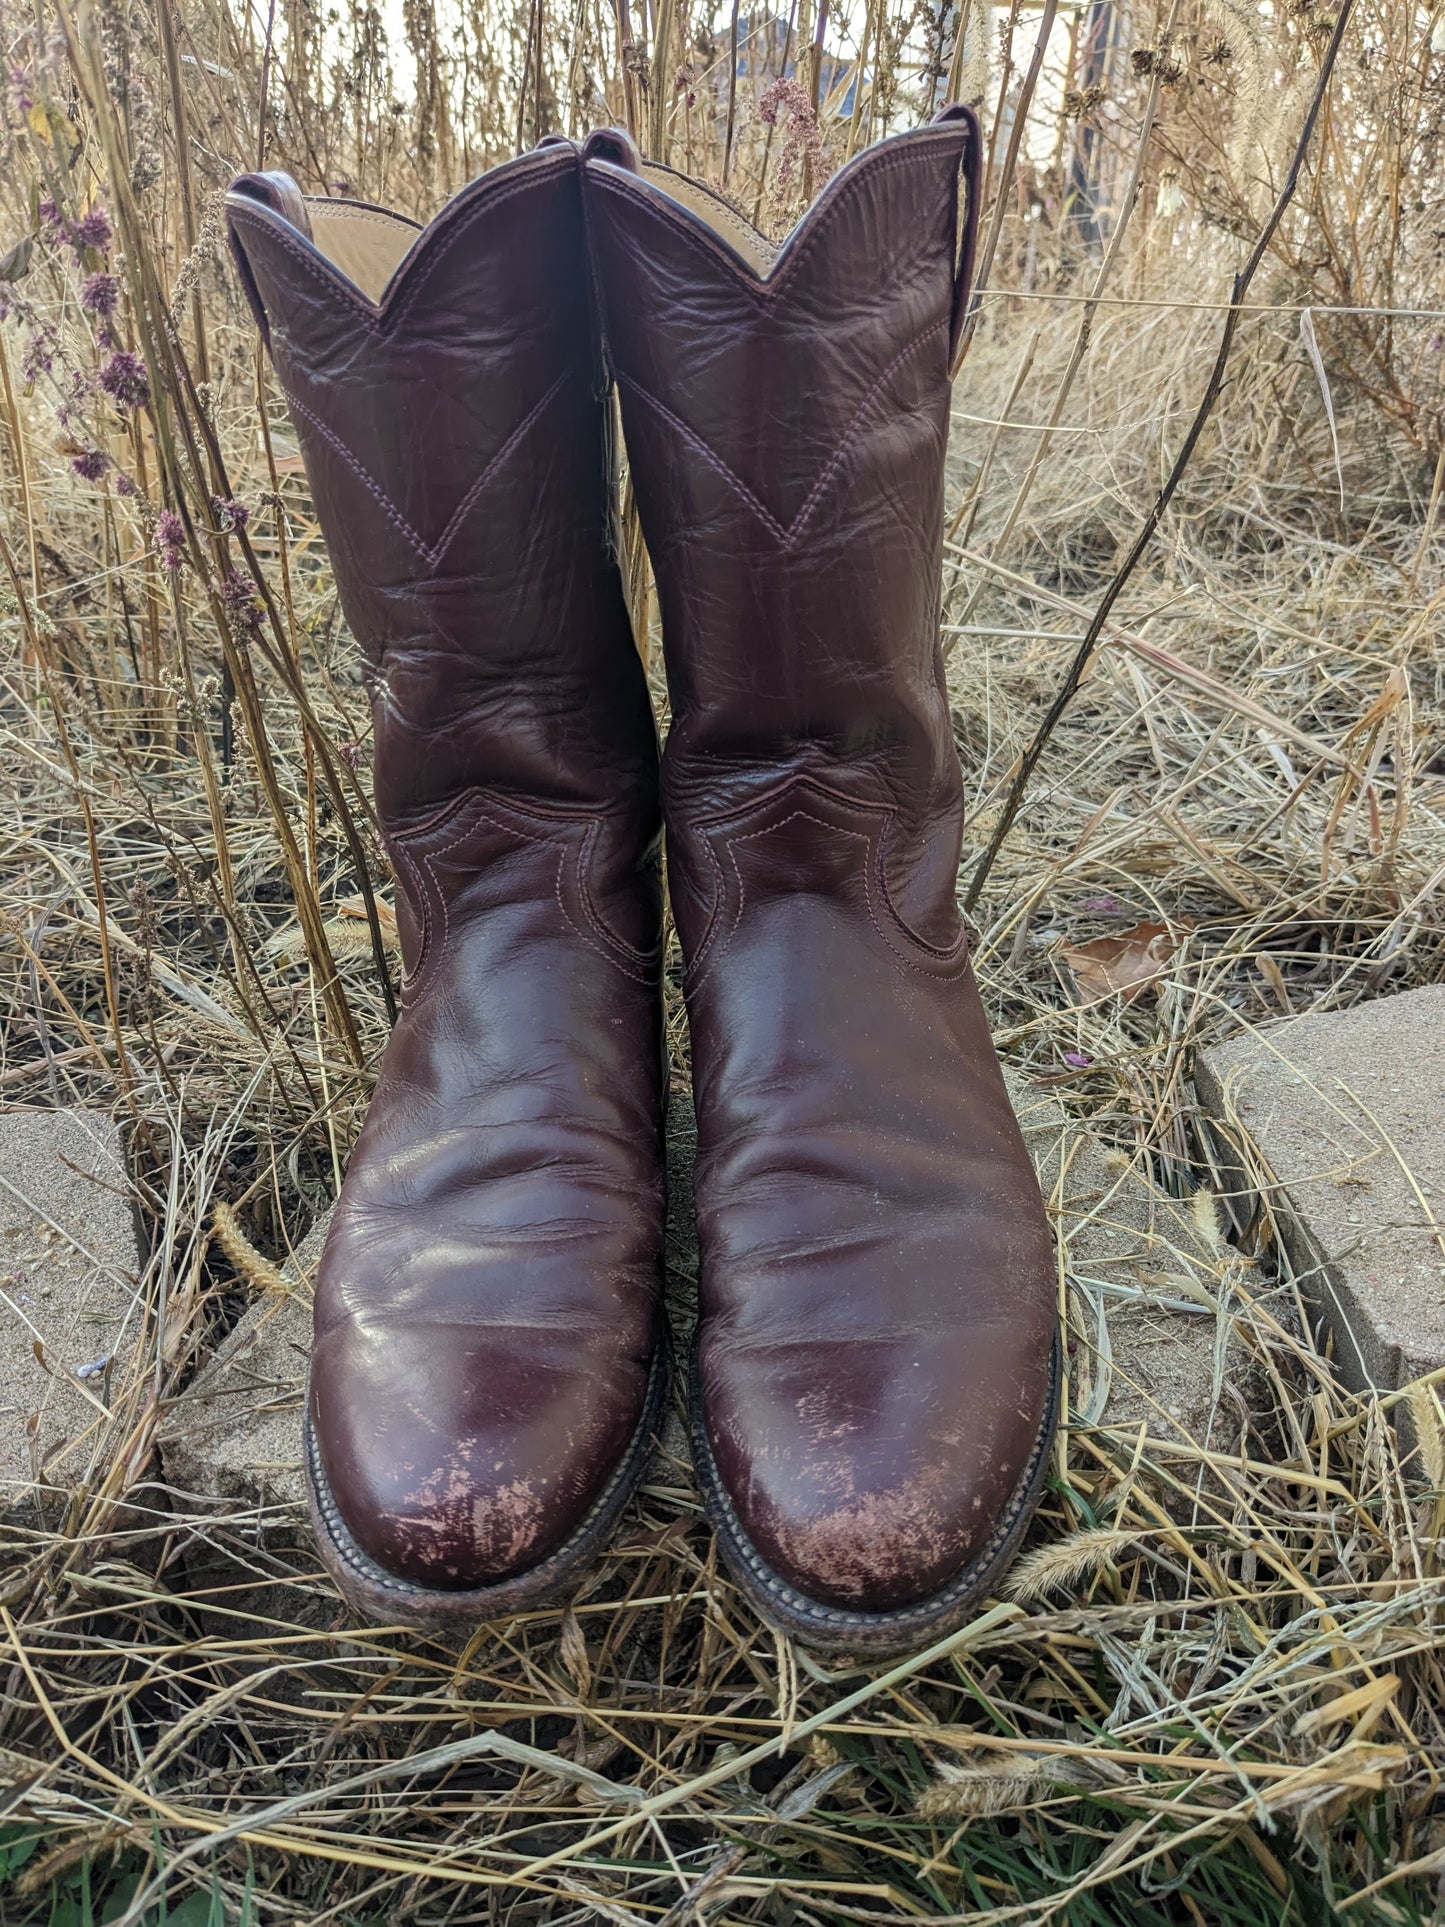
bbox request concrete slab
[0,1109,143,1506]
[160,1216,322,1519]
[159,1216,325,1627]
[1195,985,1445,1392]
[1008,1076,1260,1449]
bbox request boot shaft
[576,119,1059,1649]
[580,112,981,947]
[225,147,656,831]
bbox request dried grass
[1,0,1443,1916]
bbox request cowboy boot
[581,110,1059,1656]
[225,145,665,1626]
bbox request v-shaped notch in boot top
[227,142,582,322]
[581,106,979,343]
[224,147,600,579]
[579,110,981,548]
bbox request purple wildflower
[212,495,250,533]
[70,206,113,254]
[757,76,830,204]
[99,349,148,410]
[70,447,111,482]
[114,471,137,498]
[22,329,54,382]
[80,271,120,318]
[38,196,65,232]
[757,74,801,127]
[157,508,186,571]
[1064,1050,1094,1070]
[1076,894,1123,915]
[9,67,34,115]
[221,568,263,630]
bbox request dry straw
[0,0,1442,1916]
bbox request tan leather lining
[307,204,418,301]
[639,163,777,274]
[305,169,776,299]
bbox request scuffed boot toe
[695,1332,1060,1652]
[308,1323,660,1622]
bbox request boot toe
[703,1334,1049,1615]
[311,1323,644,1593]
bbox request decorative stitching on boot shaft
[281,372,568,569]
[391,789,661,1000]
[616,317,946,551]
[680,776,968,994]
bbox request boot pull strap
[226,171,313,346]
[582,127,641,172]
[932,103,983,360]
[231,170,315,237]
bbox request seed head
[99,349,148,410]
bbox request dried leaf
[1062,920,1179,1002]
[1293,1673,1399,1740]
[618,1517,692,1554]
[0,234,35,283]
[25,100,82,162]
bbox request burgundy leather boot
[582,110,1059,1655]
[226,146,665,1626]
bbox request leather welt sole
[689,1328,1062,1658]
[304,1342,667,1628]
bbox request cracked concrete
[1196,985,1445,1392]
[0,1109,143,1510]
[160,1216,323,1518]
[1011,1075,1260,1451]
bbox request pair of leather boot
[225,108,1059,1657]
